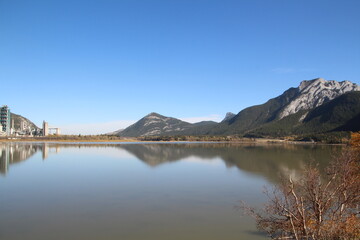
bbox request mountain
[107,129,124,135]
[221,112,236,122]
[11,113,39,131]
[301,91,360,132]
[114,78,360,138]
[117,113,218,137]
[176,120,217,136]
[279,78,360,119]
[246,91,360,137]
[207,78,360,135]
[192,121,218,127]
[118,112,193,137]
[207,86,301,135]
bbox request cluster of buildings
[0,105,60,137]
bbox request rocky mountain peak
[145,112,161,118]
[222,112,236,122]
[143,112,172,122]
[298,78,324,91]
[279,78,360,119]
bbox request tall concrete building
[0,105,11,135]
[43,121,49,136]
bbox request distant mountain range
[115,78,360,138]
[8,78,360,139]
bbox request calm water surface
[0,142,341,240]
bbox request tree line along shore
[0,131,355,144]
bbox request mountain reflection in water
[0,142,341,183]
[116,143,340,183]
[0,142,342,240]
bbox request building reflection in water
[41,143,61,160]
[0,143,61,175]
[0,145,10,175]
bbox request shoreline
[0,136,347,146]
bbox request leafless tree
[241,144,360,240]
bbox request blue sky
[1,0,359,134]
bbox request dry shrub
[241,133,360,240]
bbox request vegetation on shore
[0,135,135,142]
[132,131,354,144]
[241,132,360,239]
[0,131,356,144]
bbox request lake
[0,142,341,240]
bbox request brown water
[0,142,341,240]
